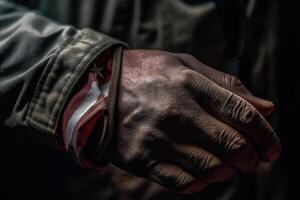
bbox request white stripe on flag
[100,81,110,97]
[66,81,101,149]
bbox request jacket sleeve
[0,1,126,145]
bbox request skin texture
[105,50,281,194]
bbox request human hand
[106,50,281,194]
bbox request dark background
[0,0,299,199]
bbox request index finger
[176,53,275,116]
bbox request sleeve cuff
[25,28,126,144]
[61,50,113,167]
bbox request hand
[106,50,281,194]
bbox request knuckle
[175,69,194,86]
[224,133,247,153]
[215,129,232,146]
[232,99,256,124]
[172,171,193,190]
[159,101,174,117]
[164,101,176,114]
[209,126,259,172]
[214,129,245,153]
[239,103,256,124]
[188,152,216,174]
[144,129,169,147]
[159,100,181,118]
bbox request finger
[177,53,274,116]
[168,143,234,182]
[164,103,259,172]
[148,161,209,194]
[180,69,281,162]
